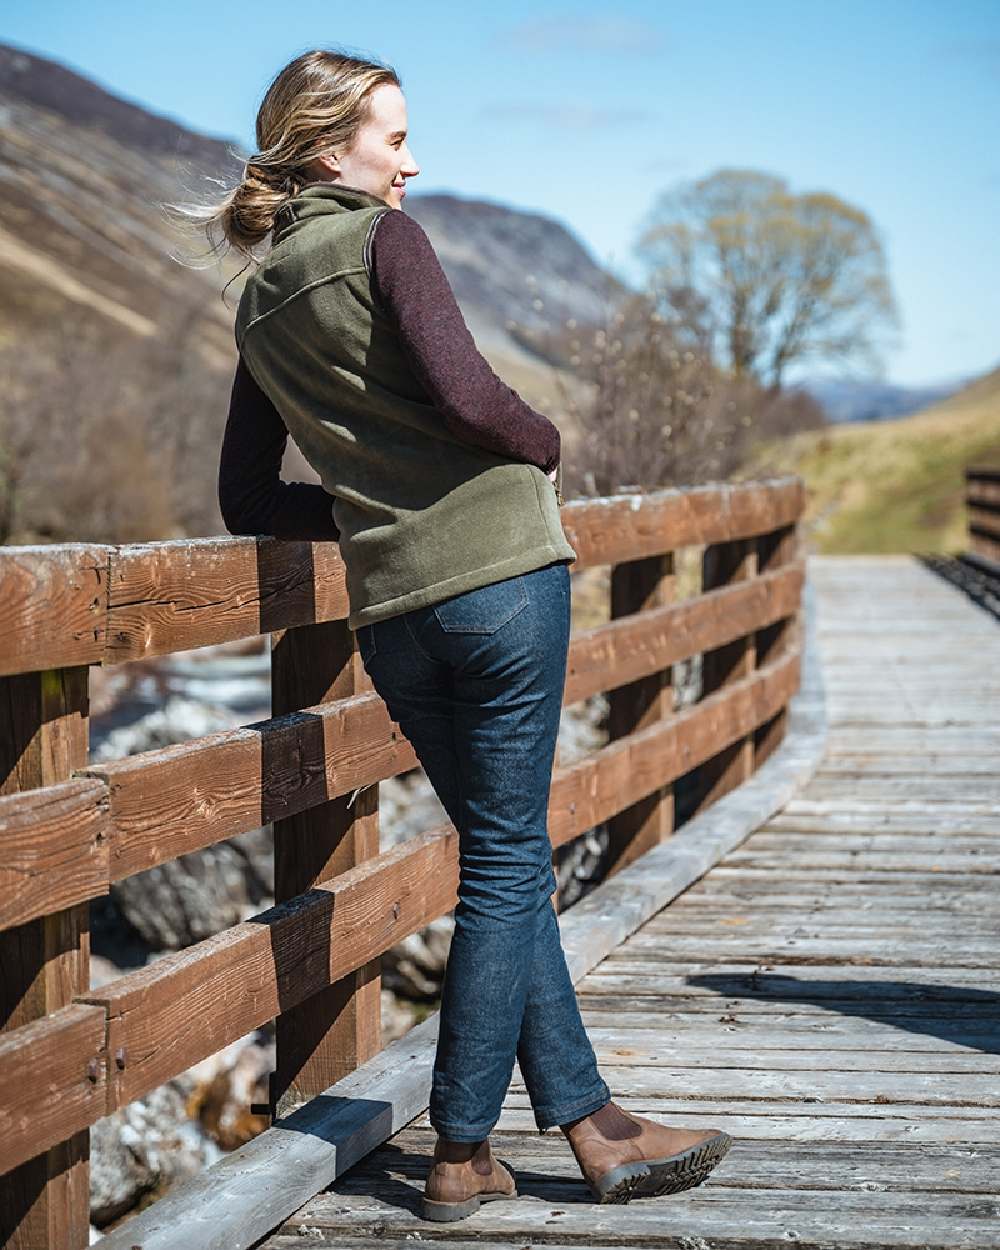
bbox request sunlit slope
[738,363,1000,554]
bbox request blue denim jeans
[355,560,611,1140]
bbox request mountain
[402,192,626,357]
[0,40,617,377]
[796,375,971,424]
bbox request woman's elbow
[218,490,257,538]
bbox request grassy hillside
[737,363,1000,555]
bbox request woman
[208,48,732,1221]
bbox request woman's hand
[546,462,563,506]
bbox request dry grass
[736,364,1000,554]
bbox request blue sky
[4,0,998,387]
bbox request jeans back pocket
[432,575,529,635]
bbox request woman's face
[311,82,419,210]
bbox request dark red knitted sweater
[218,209,561,541]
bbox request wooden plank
[559,476,805,569]
[692,535,758,810]
[579,559,799,697]
[718,850,1000,875]
[702,865,1000,886]
[103,537,348,662]
[454,1097,1000,1138]
[281,1180,1000,1247]
[270,618,381,1119]
[579,1001,998,1030]
[82,692,414,880]
[318,1125,1000,1189]
[507,1060,1000,1105]
[577,964,998,1000]
[605,547,675,873]
[574,1018,1000,1054]
[0,1005,107,1174]
[729,831,1000,852]
[0,778,109,930]
[0,666,92,1250]
[557,1035,1000,1074]
[642,911,1000,935]
[0,546,107,677]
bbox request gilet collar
[272,181,390,244]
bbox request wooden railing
[0,475,805,1248]
[965,465,1000,565]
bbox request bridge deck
[260,555,1000,1250]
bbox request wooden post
[604,551,676,876]
[267,620,381,1119]
[692,537,758,813]
[0,667,91,1250]
[754,522,800,765]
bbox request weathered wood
[753,522,799,764]
[0,1005,107,1174]
[280,1177,1000,1246]
[0,546,107,677]
[605,548,675,874]
[270,619,380,1119]
[83,692,415,880]
[0,778,109,930]
[0,667,91,1250]
[694,535,759,808]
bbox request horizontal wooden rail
[965,466,1000,565]
[0,561,802,908]
[0,1005,108,1177]
[0,779,109,930]
[0,478,802,677]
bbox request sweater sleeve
[218,354,341,542]
[369,210,561,474]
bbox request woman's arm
[218,355,341,541]
[369,210,561,474]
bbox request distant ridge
[0,39,617,374]
[798,374,972,424]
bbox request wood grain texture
[0,477,804,675]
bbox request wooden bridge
[1,470,997,1249]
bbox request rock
[89,1082,216,1229]
[186,1034,273,1151]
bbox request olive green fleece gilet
[234,182,577,630]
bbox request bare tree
[634,168,900,390]
[510,270,825,500]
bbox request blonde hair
[163,48,399,299]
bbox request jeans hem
[532,1082,612,1134]
[429,1117,499,1142]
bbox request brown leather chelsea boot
[421,1135,518,1222]
[560,1100,733,1204]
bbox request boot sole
[421,1159,518,1222]
[590,1131,734,1204]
